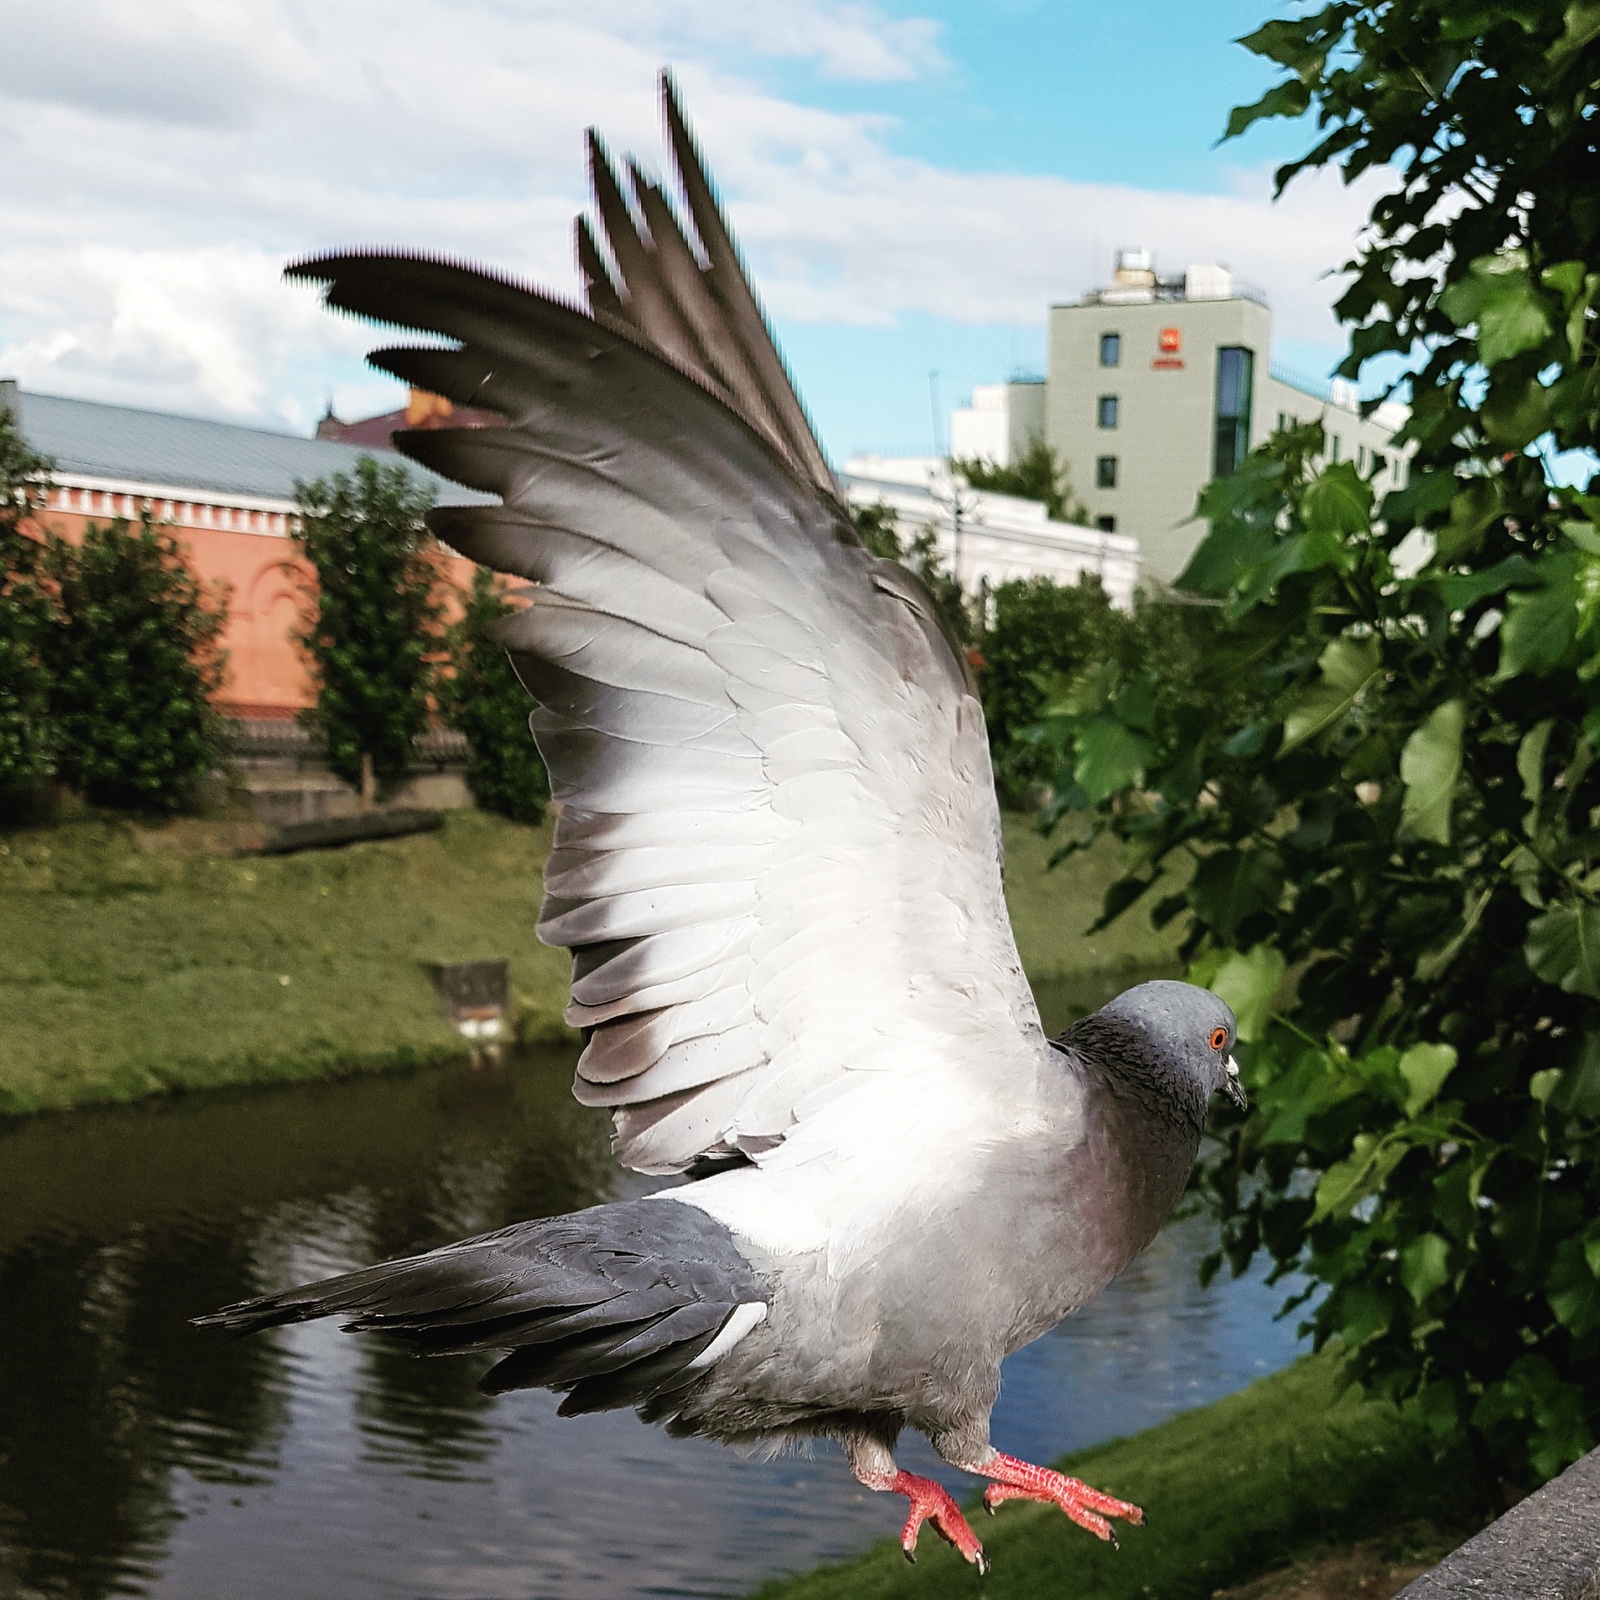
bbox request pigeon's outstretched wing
[288,75,1042,1174]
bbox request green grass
[0,809,572,1115]
[1000,811,1183,985]
[753,1355,1481,1600]
[0,808,1179,1117]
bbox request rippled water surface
[0,1005,1305,1600]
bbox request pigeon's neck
[1056,1012,1208,1139]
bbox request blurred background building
[947,249,1409,581]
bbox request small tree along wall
[43,515,227,813]
[0,405,56,813]
[293,457,442,806]
[438,566,548,825]
[950,438,1090,525]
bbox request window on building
[1095,514,1117,532]
[1097,394,1119,429]
[1099,332,1121,367]
[1095,455,1118,489]
[1330,435,1342,462]
[1212,345,1255,478]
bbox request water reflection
[0,1031,1303,1600]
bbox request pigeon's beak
[1221,1057,1247,1112]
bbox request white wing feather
[290,88,1044,1176]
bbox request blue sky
[763,0,1342,457]
[0,1,1373,462]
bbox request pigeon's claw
[862,1469,987,1572]
[980,1454,1142,1546]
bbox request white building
[842,454,1140,610]
[948,380,1046,467]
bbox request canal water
[0,985,1306,1600]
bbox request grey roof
[1,383,491,507]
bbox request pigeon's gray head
[1064,979,1245,1127]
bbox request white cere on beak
[1222,1055,1248,1111]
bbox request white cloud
[0,0,1378,436]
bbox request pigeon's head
[1091,980,1246,1115]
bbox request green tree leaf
[1399,699,1465,844]
[1498,554,1579,680]
[1547,1236,1600,1338]
[1314,1132,1408,1223]
[1222,77,1312,139]
[1526,905,1600,997]
[1072,714,1153,803]
[1440,254,1554,366]
[1188,849,1284,944]
[1280,634,1382,752]
[1401,1234,1453,1304]
[1207,943,1286,1042]
[1302,462,1373,537]
[1398,1041,1458,1116]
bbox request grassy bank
[0,808,1177,1116]
[754,1355,1481,1600]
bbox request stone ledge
[1397,1448,1600,1599]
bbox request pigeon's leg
[972,1450,1144,1547]
[844,1433,988,1573]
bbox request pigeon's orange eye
[1209,1026,1228,1051]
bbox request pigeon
[196,74,1246,1574]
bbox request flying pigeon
[197,74,1246,1574]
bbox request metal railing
[223,718,469,766]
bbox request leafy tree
[43,514,226,812]
[848,500,974,645]
[978,576,1128,805]
[1034,0,1600,1488]
[951,438,1089,524]
[0,404,56,813]
[851,500,902,561]
[293,458,442,805]
[438,567,548,825]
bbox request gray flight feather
[214,80,1251,1516]
[195,1200,768,1417]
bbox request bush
[848,500,973,645]
[293,457,442,803]
[0,406,56,814]
[438,567,548,825]
[979,576,1126,804]
[42,515,226,813]
[951,437,1089,524]
[1034,0,1600,1488]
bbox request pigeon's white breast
[654,1034,1066,1268]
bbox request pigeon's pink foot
[980,1453,1143,1548]
[858,1468,988,1573]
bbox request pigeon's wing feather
[580,74,835,498]
[285,87,1041,1176]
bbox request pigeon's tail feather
[193,1199,766,1411]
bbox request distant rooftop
[0,381,491,508]
[1067,248,1269,310]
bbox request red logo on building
[1152,325,1185,370]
